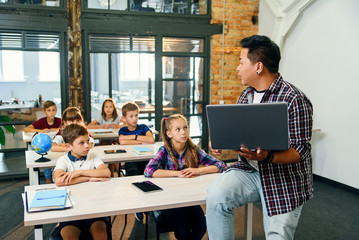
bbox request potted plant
[0,115,16,146]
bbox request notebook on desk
[206,103,289,151]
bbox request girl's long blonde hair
[161,114,198,169]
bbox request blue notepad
[30,189,68,208]
[133,146,153,155]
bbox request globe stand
[35,152,51,163]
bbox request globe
[31,133,53,162]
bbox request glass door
[88,34,207,145]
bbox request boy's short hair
[43,100,56,110]
[62,124,89,145]
[121,102,139,116]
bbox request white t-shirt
[53,152,104,172]
[248,90,265,171]
[53,135,95,144]
[96,115,121,125]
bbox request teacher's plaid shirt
[230,74,313,216]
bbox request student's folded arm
[24,125,37,133]
[137,131,155,144]
[152,169,181,178]
[198,148,226,172]
[77,164,111,178]
[53,169,90,186]
[51,142,68,152]
[118,135,139,145]
[87,120,101,129]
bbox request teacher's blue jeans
[206,169,303,240]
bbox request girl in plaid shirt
[144,114,225,240]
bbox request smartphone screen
[104,149,126,154]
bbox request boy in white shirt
[53,124,111,240]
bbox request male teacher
[206,35,313,240]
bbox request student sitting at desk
[144,114,226,240]
[24,100,61,183]
[24,100,61,133]
[118,102,155,222]
[88,98,125,177]
[53,124,111,240]
[118,102,155,176]
[52,107,95,152]
[88,98,124,129]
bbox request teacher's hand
[237,147,268,161]
[209,141,222,156]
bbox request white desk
[23,174,253,240]
[22,129,120,143]
[23,128,158,143]
[26,143,162,185]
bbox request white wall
[259,0,359,189]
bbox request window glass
[192,0,206,15]
[0,32,22,48]
[132,37,155,52]
[25,33,59,50]
[90,53,110,121]
[90,52,156,127]
[113,53,155,127]
[12,0,60,6]
[87,0,125,10]
[39,52,60,82]
[162,0,188,14]
[86,0,206,15]
[90,35,130,52]
[0,31,63,122]
[0,51,61,117]
[163,37,203,52]
[163,56,192,79]
[0,51,24,82]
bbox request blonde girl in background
[144,114,225,240]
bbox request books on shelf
[133,146,153,155]
[24,188,72,212]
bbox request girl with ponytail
[144,114,225,239]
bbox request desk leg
[29,168,40,185]
[34,225,43,240]
[29,168,35,185]
[244,203,253,240]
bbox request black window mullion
[155,35,163,141]
[192,57,196,115]
[108,53,112,98]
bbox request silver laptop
[206,103,289,150]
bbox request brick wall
[211,0,259,105]
[209,0,259,160]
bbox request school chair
[150,210,175,240]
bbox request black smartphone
[132,181,163,193]
[104,149,126,154]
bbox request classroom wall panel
[259,0,359,189]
